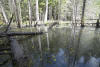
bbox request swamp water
[0,27,100,67]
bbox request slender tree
[28,0,32,26]
[0,1,8,24]
[48,6,52,20]
[8,0,15,25]
[44,0,48,22]
[14,0,22,28]
[58,0,61,21]
[72,0,78,25]
[81,0,86,27]
[36,0,39,22]
[8,0,13,13]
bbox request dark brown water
[0,27,100,67]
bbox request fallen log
[0,32,44,37]
[0,48,11,51]
[48,22,59,29]
[0,51,12,55]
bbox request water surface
[0,27,100,67]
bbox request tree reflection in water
[1,27,100,67]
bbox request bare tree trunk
[28,0,32,26]
[54,6,57,20]
[5,14,13,33]
[81,0,86,27]
[72,0,78,26]
[34,0,39,27]
[9,0,15,28]
[0,1,8,24]
[75,2,78,24]
[44,0,48,22]
[8,0,13,13]
[36,0,39,22]
[14,0,22,28]
[48,6,52,20]
[58,0,61,21]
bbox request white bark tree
[8,0,13,13]
[48,6,52,20]
[14,0,22,28]
[72,0,78,24]
[44,0,48,22]
[36,0,39,22]
[58,0,61,21]
[0,1,8,24]
[28,0,32,26]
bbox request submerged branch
[0,51,12,55]
[0,32,44,37]
[0,48,11,51]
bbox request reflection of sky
[45,48,67,67]
[21,28,100,67]
[76,56,100,67]
[43,48,100,67]
[1,28,100,67]
[85,57,99,67]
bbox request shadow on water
[0,27,100,67]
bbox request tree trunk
[14,0,22,28]
[8,0,14,24]
[72,0,78,26]
[81,0,86,27]
[0,1,8,24]
[48,6,52,20]
[5,14,13,33]
[44,0,48,22]
[96,19,99,28]
[58,0,61,21]
[54,6,57,20]
[28,0,32,26]
[8,0,13,13]
[36,0,39,21]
